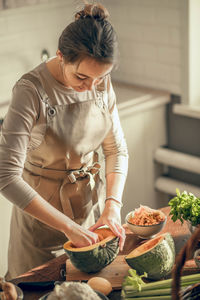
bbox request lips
[74,86,86,92]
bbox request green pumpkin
[125,232,175,280]
[63,228,119,273]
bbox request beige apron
[6,74,112,279]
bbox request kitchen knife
[17,281,63,291]
[17,280,88,291]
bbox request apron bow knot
[67,162,101,185]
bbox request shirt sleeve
[102,77,129,177]
[0,81,40,209]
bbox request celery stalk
[124,296,171,300]
[122,272,200,299]
[123,273,200,293]
[124,287,171,297]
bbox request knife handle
[17,281,62,291]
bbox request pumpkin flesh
[125,232,175,280]
[63,228,119,273]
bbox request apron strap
[20,73,49,105]
[24,161,101,182]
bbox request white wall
[0,0,76,277]
[119,102,169,222]
[0,0,184,100]
[189,0,200,106]
[0,0,179,276]
[104,0,183,96]
[0,0,75,117]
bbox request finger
[89,231,100,243]
[0,292,6,300]
[88,221,103,232]
[84,225,102,244]
[119,234,126,251]
[117,225,126,251]
[109,223,126,251]
[116,223,126,240]
[108,222,121,238]
[77,233,97,247]
[72,238,90,248]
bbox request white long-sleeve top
[0,61,128,209]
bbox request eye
[75,74,86,81]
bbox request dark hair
[58,3,118,66]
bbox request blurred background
[0,0,200,276]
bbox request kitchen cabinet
[113,82,171,221]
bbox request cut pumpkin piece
[63,227,119,273]
[125,232,175,280]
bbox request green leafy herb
[122,268,147,292]
[169,188,200,226]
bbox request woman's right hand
[64,221,99,248]
[24,196,99,248]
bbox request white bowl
[125,210,167,239]
[39,290,108,300]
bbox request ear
[56,49,63,62]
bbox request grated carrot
[128,205,165,226]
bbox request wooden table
[11,207,199,300]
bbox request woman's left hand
[89,199,126,251]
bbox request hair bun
[75,3,109,21]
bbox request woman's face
[59,55,113,92]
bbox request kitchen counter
[11,207,199,300]
[0,81,170,120]
[113,81,170,118]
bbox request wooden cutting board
[66,255,129,289]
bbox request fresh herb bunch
[169,189,200,226]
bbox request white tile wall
[1,0,48,10]
[0,0,75,117]
[0,0,77,277]
[104,0,184,95]
[0,0,183,277]
[0,0,185,112]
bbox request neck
[46,57,69,87]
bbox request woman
[0,3,128,279]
